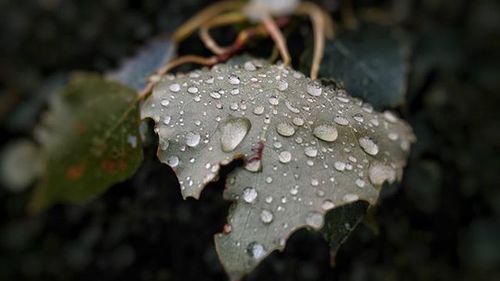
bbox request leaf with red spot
[30,73,143,212]
[142,59,415,279]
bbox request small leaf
[142,59,414,279]
[107,37,176,91]
[30,73,143,212]
[304,25,411,109]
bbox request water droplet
[355,179,365,188]
[358,137,379,156]
[244,61,257,71]
[305,211,324,228]
[321,200,335,211]
[388,132,399,141]
[369,163,396,185]
[220,117,251,152]
[293,117,304,126]
[268,96,279,105]
[265,196,273,203]
[279,151,292,163]
[185,131,201,147]
[334,116,349,126]
[313,124,338,142]
[160,99,170,106]
[253,105,265,115]
[228,74,240,85]
[384,111,398,123]
[247,242,266,260]
[230,88,240,95]
[285,101,300,113]
[277,80,288,91]
[188,86,198,94]
[353,113,364,122]
[304,147,318,158]
[306,81,322,96]
[245,160,261,172]
[210,91,221,99]
[167,155,180,168]
[260,209,274,224]
[334,161,346,171]
[276,123,295,137]
[311,179,319,186]
[265,176,273,184]
[343,193,359,202]
[242,187,258,203]
[169,83,180,92]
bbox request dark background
[1,0,499,280]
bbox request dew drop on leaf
[358,137,379,156]
[260,209,274,224]
[313,124,338,142]
[220,117,251,152]
[276,122,295,137]
[305,211,324,228]
[242,187,258,203]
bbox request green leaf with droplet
[30,73,143,212]
[303,25,411,109]
[142,59,414,279]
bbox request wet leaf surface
[30,73,143,211]
[142,59,414,279]
[308,25,411,109]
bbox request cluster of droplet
[141,59,415,270]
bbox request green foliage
[30,73,143,212]
[304,25,410,109]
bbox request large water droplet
[358,137,379,156]
[304,147,318,158]
[185,131,201,147]
[276,122,295,137]
[343,193,359,202]
[253,105,265,115]
[169,83,180,92]
[293,117,304,126]
[221,117,251,152]
[210,91,221,99]
[187,86,198,94]
[313,124,338,142]
[247,242,266,260]
[321,200,335,211]
[306,81,322,96]
[167,155,180,168]
[228,74,240,85]
[305,211,324,228]
[260,209,274,224]
[279,151,292,163]
[333,116,349,126]
[368,163,396,186]
[277,80,288,91]
[242,187,258,203]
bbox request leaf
[305,25,411,109]
[141,59,414,279]
[321,200,369,265]
[30,73,143,212]
[107,37,176,91]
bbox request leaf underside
[31,73,143,211]
[141,59,414,279]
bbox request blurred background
[0,0,499,280]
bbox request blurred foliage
[0,0,500,280]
